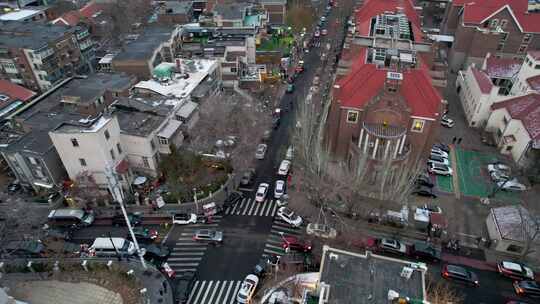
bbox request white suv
[278,160,291,176]
[237,274,258,303]
[428,163,453,176]
[274,180,285,199]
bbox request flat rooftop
[0,9,43,21]
[134,59,217,98]
[319,246,426,304]
[114,26,176,61]
[0,21,79,49]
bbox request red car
[281,236,312,253]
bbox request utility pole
[193,188,199,214]
[105,165,147,269]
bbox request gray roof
[114,26,176,61]
[213,3,249,20]
[259,0,286,4]
[0,21,80,50]
[113,96,173,137]
[491,205,538,242]
[161,1,192,14]
[320,246,425,304]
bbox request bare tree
[102,0,151,42]
[516,205,540,261]
[426,276,464,304]
[286,0,317,32]
[66,172,108,208]
[187,92,271,172]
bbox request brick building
[0,21,95,92]
[442,0,540,71]
[325,0,444,168]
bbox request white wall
[510,53,540,95]
[457,67,500,127]
[49,116,125,186]
[120,133,160,176]
[486,108,531,163]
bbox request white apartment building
[456,65,499,127]
[49,115,133,191]
[510,51,540,95]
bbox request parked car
[255,144,267,159]
[321,28,328,35]
[498,261,535,280]
[314,30,320,37]
[255,183,270,202]
[112,213,142,227]
[416,175,434,187]
[272,116,280,129]
[281,236,312,253]
[175,271,197,304]
[2,240,45,258]
[497,179,527,191]
[286,146,294,160]
[240,169,256,186]
[277,207,303,227]
[418,204,442,214]
[372,238,409,256]
[144,244,170,265]
[278,160,291,176]
[441,115,455,128]
[172,213,197,225]
[490,170,511,182]
[7,181,21,194]
[431,148,449,158]
[441,264,479,287]
[488,163,511,174]
[427,155,450,166]
[274,180,285,199]
[223,191,243,209]
[428,163,453,176]
[306,223,337,239]
[411,185,437,198]
[237,274,259,304]
[433,143,450,153]
[514,280,540,298]
[193,229,223,244]
[410,242,441,262]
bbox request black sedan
[411,186,437,198]
[514,280,540,298]
[441,264,479,287]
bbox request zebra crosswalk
[187,280,242,304]
[224,197,279,217]
[263,217,302,256]
[167,216,222,273]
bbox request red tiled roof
[0,80,36,102]
[484,55,522,79]
[54,11,82,26]
[354,0,423,40]
[79,1,104,19]
[491,93,540,142]
[526,75,540,91]
[452,0,540,33]
[336,49,442,118]
[471,68,493,94]
[528,50,540,61]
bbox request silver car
[255,144,267,160]
[193,229,223,243]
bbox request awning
[34,181,53,189]
[133,176,147,186]
[158,120,182,139]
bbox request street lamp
[193,188,199,214]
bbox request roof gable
[492,93,540,142]
[471,67,494,94]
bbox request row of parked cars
[487,163,527,191]
[427,143,453,176]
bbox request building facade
[442,0,540,70]
[325,0,443,169]
[0,21,95,92]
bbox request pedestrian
[457,137,463,145]
[452,136,457,144]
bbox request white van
[90,237,137,257]
[286,146,294,160]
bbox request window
[346,110,358,123]
[142,157,150,168]
[535,64,540,70]
[116,143,122,154]
[502,116,509,126]
[79,158,87,166]
[104,130,110,140]
[110,149,115,160]
[411,119,424,132]
[506,145,513,151]
[522,34,532,44]
[35,169,44,178]
[158,137,169,145]
[500,19,508,29]
[496,43,505,51]
[518,44,528,54]
[489,19,499,28]
[150,139,156,150]
[71,138,79,147]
